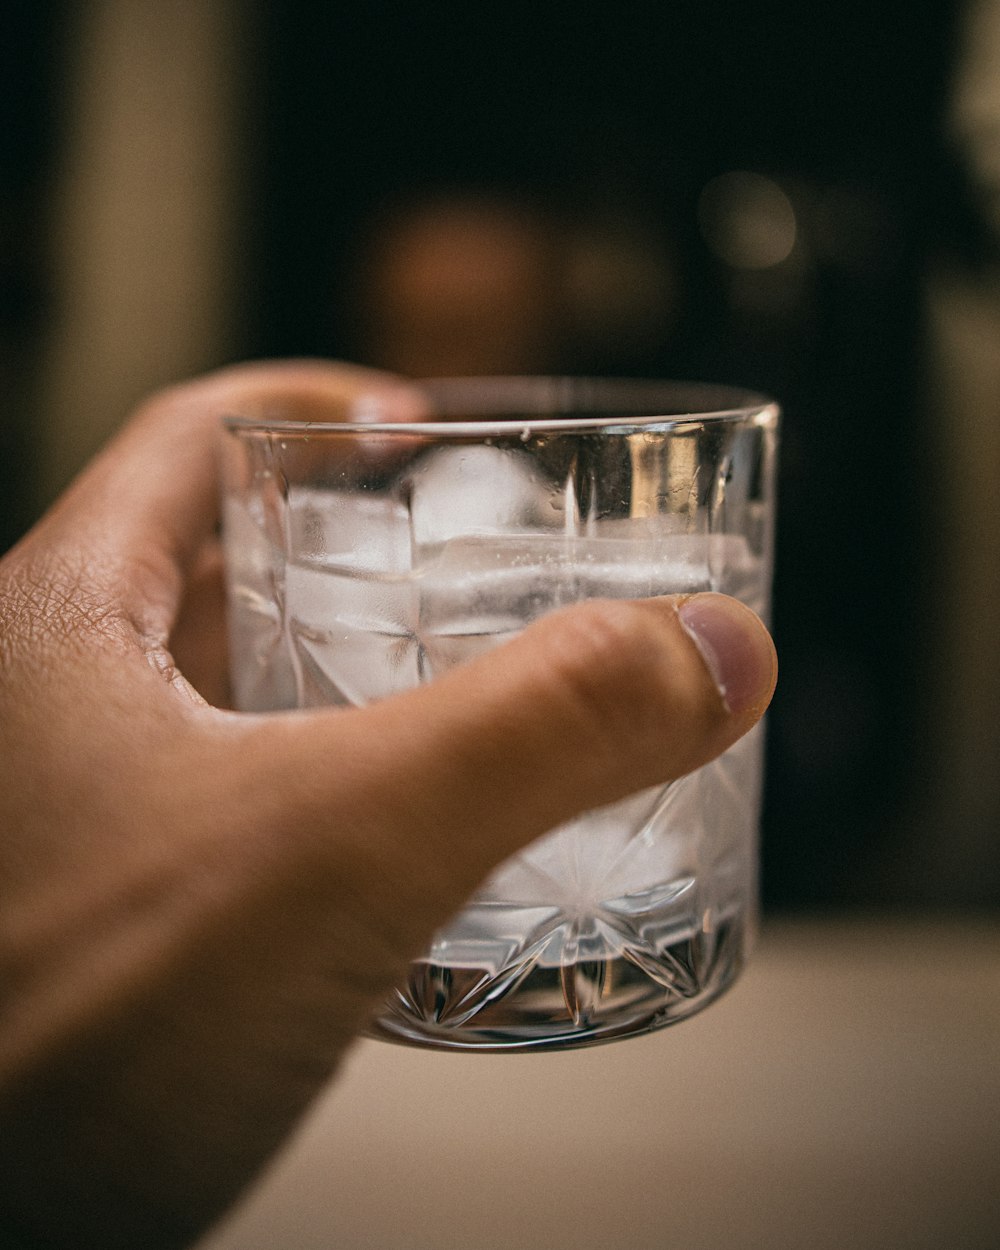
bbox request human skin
[0,361,777,1249]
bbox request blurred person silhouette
[346,191,563,376]
[340,186,678,379]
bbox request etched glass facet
[222,380,777,1050]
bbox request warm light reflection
[698,171,797,269]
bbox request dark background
[4,1,989,910]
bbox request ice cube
[407,445,548,549]
[288,486,413,573]
[287,619,421,707]
[284,560,417,637]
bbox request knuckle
[529,598,725,778]
[536,600,662,729]
[543,599,646,691]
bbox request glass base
[367,912,747,1053]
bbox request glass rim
[220,376,779,438]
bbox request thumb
[251,591,776,949]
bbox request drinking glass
[220,378,778,1051]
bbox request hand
[0,361,776,1249]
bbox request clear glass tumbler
[220,378,778,1051]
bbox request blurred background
[3,0,999,913]
[5,6,1000,1250]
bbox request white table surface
[200,916,1000,1250]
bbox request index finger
[20,360,421,648]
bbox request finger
[166,538,229,707]
[20,360,422,647]
[241,592,777,957]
